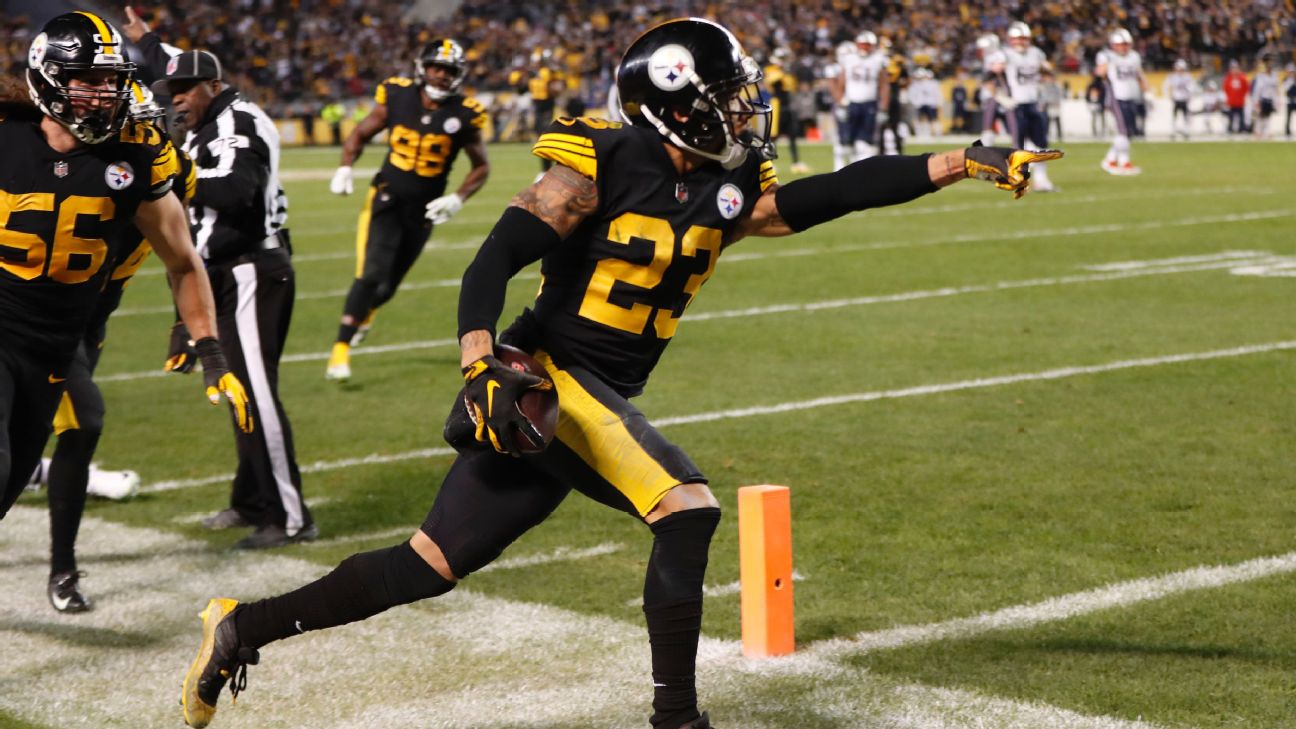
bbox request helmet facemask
[638,54,773,169]
[26,18,136,145]
[417,41,468,101]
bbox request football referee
[127,12,314,549]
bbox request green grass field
[2,139,1294,729]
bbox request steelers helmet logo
[648,44,694,91]
[105,162,135,190]
[28,33,47,69]
[716,183,743,220]
[443,117,462,134]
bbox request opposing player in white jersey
[976,33,1010,146]
[1095,28,1148,175]
[832,31,889,161]
[1000,22,1056,191]
[824,42,853,170]
[1251,61,1279,139]
[1163,59,1196,140]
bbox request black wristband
[773,154,939,233]
[193,337,227,372]
[457,206,564,340]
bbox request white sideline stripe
[127,240,482,280]
[807,551,1296,658]
[114,271,537,317]
[0,506,1157,729]
[686,258,1270,322]
[143,447,456,493]
[99,253,1262,381]
[651,340,1296,428]
[138,342,1295,494]
[721,209,1295,262]
[1081,250,1268,271]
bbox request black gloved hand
[193,337,254,434]
[964,141,1064,199]
[164,321,198,373]
[457,354,553,457]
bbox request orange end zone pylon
[738,484,794,658]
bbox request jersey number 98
[389,125,452,178]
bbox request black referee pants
[207,248,310,533]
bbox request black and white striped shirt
[181,88,289,263]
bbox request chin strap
[640,106,748,169]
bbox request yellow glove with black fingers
[964,142,1064,199]
[460,354,553,457]
[193,337,255,434]
[164,321,199,373]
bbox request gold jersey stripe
[758,161,779,192]
[534,350,680,517]
[535,132,594,149]
[533,146,597,180]
[53,391,80,436]
[151,142,180,187]
[533,139,596,159]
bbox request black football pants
[341,186,434,326]
[208,249,310,533]
[0,347,63,520]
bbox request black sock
[643,507,720,728]
[47,430,98,575]
[234,541,454,649]
[337,280,377,344]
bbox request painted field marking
[1080,250,1268,271]
[652,340,1296,428]
[806,550,1296,658]
[101,254,1273,382]
[0,505,1160,729]
[137,341,1295,492]
[1231,256,1296,277]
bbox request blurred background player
[909,67,941,138]
[833,31,888,162]
[976,32,1010,146]
[1164,59,1196,140]
[1285,63,1296,137]
[325,40,490,381]
[1000,21,1056,191]
[1222,59,1249,135]
[1251,60,1278,139]
[824,40,854,170]
[764,47,810,174]
[1096,28,1147,176]
[1040,67,1064,142]
[878,37,909,155]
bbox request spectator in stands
[1223,60,1250,134]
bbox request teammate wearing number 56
[0,12,250,522]
[325,39,491,381]
[181,18,1060,729]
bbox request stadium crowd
[3,0,1294,120]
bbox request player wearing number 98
[179,18,1061,729]
[324,39,491,382]
[0,12,249,522]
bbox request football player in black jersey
[38,81,199,613]
[325,39,490,381]
[181,18,1060,729]
[0,12,251,526]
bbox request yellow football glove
[164,321,198,373]
[459,355,552,457]
[964,143,1064,199]
[193,337,255,433]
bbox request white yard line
[806,551,1296,659]
[100,253,1274,381]
[0,506,1165,729]
[1080,250,1268,271]
[137,341,1295,493]
[652,340,1296,428]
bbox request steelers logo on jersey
[104,161,134,190]
[716,183,743,220]
[649,44,694,91]
[443,116,462,134]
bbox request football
[495,344,560,453]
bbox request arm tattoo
[509,165,598,238]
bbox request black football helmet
[416,39,469,101]
[616,18,772,169]
[27,12,136,143]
